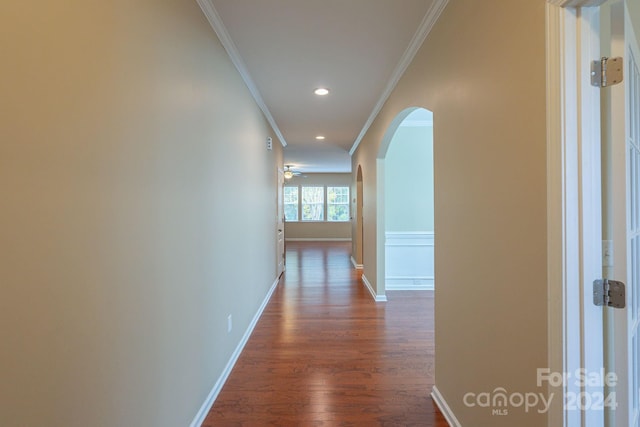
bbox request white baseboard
[386,277,434,290]
[350,256,364,270]
[362,274,387,302]
[189,276,280,427]
[286,238,352,242]
[431,385,462,427]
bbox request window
[327,187,350,222]
[284,185,350,223]
[302,186,324,221]
[284,187,299,221]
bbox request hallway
[204,241,447,426]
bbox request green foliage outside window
[284,185,349,222]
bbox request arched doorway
[377,107,434,297]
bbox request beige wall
[285,173,352,240]
[351,0,548,425]
[285,221,351,240]
[0,1,282,426]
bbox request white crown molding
[547,0,606,7]
[349,0,449,156]
[196,0,287,147]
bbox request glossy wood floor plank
[203,242,448,426]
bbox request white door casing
[546,2,606,426]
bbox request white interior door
[356,168,363,267]
[277,169,285,277]
[609,2,640,426]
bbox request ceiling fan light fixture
[314,88,330,96]
[284,165,295,179]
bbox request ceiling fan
[283,165,303,180]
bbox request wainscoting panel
[385,232,434,290]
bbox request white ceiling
[203,0,445,173]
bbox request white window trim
[284,185,350,223]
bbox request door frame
[546,2,606,426]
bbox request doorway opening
[377,107,435,297]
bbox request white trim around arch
[375,107,430,302]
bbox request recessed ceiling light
[314,88,330,96]
[315,136,326,140]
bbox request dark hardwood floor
[203,241,448,426]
